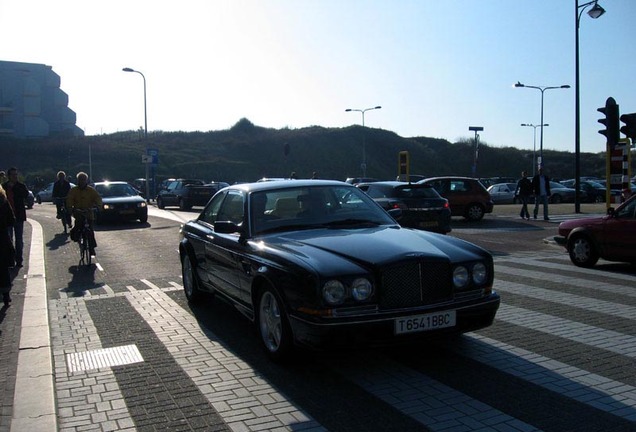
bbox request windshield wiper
[323,219,381,227]
[257,223,324,234]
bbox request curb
[11,219,56,432]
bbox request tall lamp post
[122,67,150,202]
[515,82,570,169]
[521,123,549,177]
[345,106,381,177]
[575,0,606,213]
[468,126,483,177]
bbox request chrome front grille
[379,261,452,309]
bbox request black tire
[182,253,203,304]
[37,196,42,204]
[80,234,92,266]
[567,234,599,268]
[257,286,293,361]
[157,197,165,209]
[179,198,191,211]
[464,204,485,221]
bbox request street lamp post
[468,126,483,177]
[575,0,606,213]
[345,106,382,177]
[123,67,150,202]
[515,82,570,169]
[521,123,549,177]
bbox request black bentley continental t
[179,180,500,360]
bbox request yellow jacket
[66,186,102,220]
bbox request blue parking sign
[147,148,159,165]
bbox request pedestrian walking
[532,167,551,221]
[515,171,533,220]
[2,167,29,267]
[0,184,16,307]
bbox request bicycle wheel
[79,232,92,266]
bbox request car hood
[102,196,145,204]
[558,215,608,231]
[255,226,489,275]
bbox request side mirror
[214,220,244,234]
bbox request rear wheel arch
[181,243,204,303]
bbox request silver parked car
[487,183,518,204]
[549,181,578,204]
[36,182,76,204]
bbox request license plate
[119,209,135,215]
[395,311,456,335]
[419,220,439,227]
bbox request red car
[554,195,636,267]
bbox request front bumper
[554,235,567,246]
[288,293,500,350]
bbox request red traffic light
[598,97,619,146]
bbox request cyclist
[52,170,72,230]
[66,172,102,256]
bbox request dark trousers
[7,220,24,264]
[519,195,531,218]
[55,198,72,226]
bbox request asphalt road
[8,201,635,432]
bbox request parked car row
[486,181,585,204]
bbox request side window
[200,191,227,224]
[450,181,468,192]
[428,181,444,194]
[366,186,386,199]
[617,200,636,219]
[217,191,245,225]
[167,181,178,191]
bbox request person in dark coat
[531,167,552,221]
[52,170,73,229]
[515,171,533,220]
[2,167,28,267]
[0,184,16,306]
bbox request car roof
[488,182,516,187]
[94,181,128,186]
[358,181,433,188]
[420,176,479,181]
[227,179,350,193]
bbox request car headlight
[323,280,346,305]
[453,266,469,288]
[103,204,112,210]
[138,202,147,208]
[351,278,373,301]
[472,263,487,285]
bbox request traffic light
[598,97,619,147]
[620,112,636,141]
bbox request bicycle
[72,208,96,266]
[54,197,71,233]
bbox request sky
[1,0,634,156]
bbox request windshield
[95,183,140,198]
[250,185,396,235]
